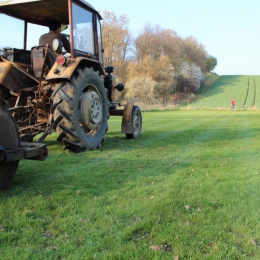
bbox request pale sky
[93,0,260,75]
[0,0,259,75]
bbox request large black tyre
[0,86,10,105]
[52,67,109,153]
[126,105,142,139]
[0,104,20,191]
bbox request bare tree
[206,56,218,72]
[125,77,157,99]
[176,62,204,93]
[101,12,216,97]
[182,36,208,72]
[101,11,133,82]
[126,55,175,98]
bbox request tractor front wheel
[126,105,142,139]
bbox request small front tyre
[126,105,142,139]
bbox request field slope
[187,75,260,110]
[1,110,260,259]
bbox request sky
[92,0,260,75]
[0,0,259,75]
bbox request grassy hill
[187,75,260,110]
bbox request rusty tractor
[0,0,142,191]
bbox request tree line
[101,11,217,99]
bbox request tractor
[0,0,142,191]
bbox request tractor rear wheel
[52,67,109,153]
[0,104,20,191]
[126,105,142,139]
[0,86,10,105]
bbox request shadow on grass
[2,111,259,198]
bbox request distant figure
[231,98,236,110]
[39,19,70,52]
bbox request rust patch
[0,62,12,85]
[121,98,137,134]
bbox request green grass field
[187,75,260,110]
[1,109,260,259]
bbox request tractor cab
[0,0,104,77]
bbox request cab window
[97,18,103,64]
[0,14,24,50]
[72,3,94,54]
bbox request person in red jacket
[231,98,236,110]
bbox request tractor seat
[31,45,56,79]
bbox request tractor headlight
[52,39,63,54]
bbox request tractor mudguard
[45,57,104,81]
[121,98,138,134]
[0,58,39,92]
[0,62,12,85]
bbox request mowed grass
[188,75,260,110]
[1,110,260,259]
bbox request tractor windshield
[97,18,104,64]
[72,2,94,54]
[71,1,103,63]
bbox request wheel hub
[133,114,140,134]
[90,99,102,124]
[81,91,102,130]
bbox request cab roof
[0,0,102,26]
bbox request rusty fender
[45,57,104,81]
[121,98,138,134]
[109,98,137,134]
[0,62,12,85]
